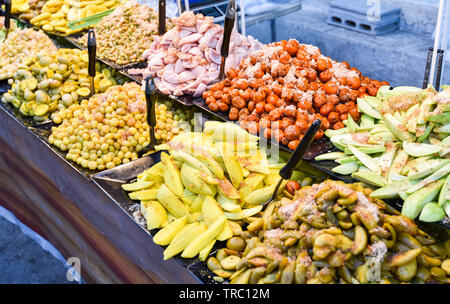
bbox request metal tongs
[218,0,236,81]
[262,119,322,206]
[423,47,445,90]
[3,0,11,42]
[423,0,448,90]
[138,76,158,158]
[87,29,96,97]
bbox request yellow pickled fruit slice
[48,101,58,112]
[99,79,112,92]
[77,87,90,97]
[102,69,111,78]
[27,78,38,91]
[81,53,89,63]
[62,82,76,93]
[11,97,22,109]
[19,103,30,116]
[34,104,49,116]
[42,24,54,32]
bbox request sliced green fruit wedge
[122,180,154,192]
[330,134,352,151]
[402,179,444,219]
[402,141,443,157]
[438,174,450,206]
[347,145,381,175]
[332,161,359,175]
[325,128,349,138]
[363,96,381,110]
[360,114,375,129]
[426,112,450,123]
[378,142,399,177]
[419,202,445,222]
[407,159,450,179]
[370,179,419,199]
[357,98,383,119]
[383,113,416,141]
[351,170,387,187]
[406,164,450,194]
[336,155,357,164]
[344,145,386,155]
[344,114,359,132]
[315,152,346,161]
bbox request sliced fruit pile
[208,180,450,284]
[315,86,450,223]
[121,122,317,261]
[29,0,122,35]
[17,0,46,22]
[1,48,125,122]
[0,26,56,81]
[48,82,193,170]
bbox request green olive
[220,255,241,271]
[230,269,252,284]
[280,261,295,284]
[206,257,222,272]
[226,237,246,252]
[301,177,313,187]
[417,254,442,267]
[441,259,450,276]
[430,267,446,279]
[397,258,417,282]
[415,266,431,282]
[216,249,228,262]
[398,233,422,249]
[351,225,367,255]
[249,267,265,284]
[355,263,369,284]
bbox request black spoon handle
[279,119,322,180]
[221,0,236,57]
[219,0,236,79]
[87,29,96,78]
[4,0,11,29]
[158,0,166,35]
[423,47,434,89]
[435,49,444,90]
[145,76,158,145]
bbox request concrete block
[327,0,401,35]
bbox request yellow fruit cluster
[49,82,193,170]
[122,122,308,261]
[0,27,56,81]
[1,48,125,121]
[30,0,122,35]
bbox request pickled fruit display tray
[92,151,218,284]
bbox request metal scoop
[262,119,322,206]
[3,0,11,42]
[138,76,158,158]
[87,29,96,97]
[218,0,236,81]
[158,0,166,35]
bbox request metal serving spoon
[262,119,322,206]
[87,29,96,97]
[218,0,236,81]
[3,0,11,42]
[138,76,158,158]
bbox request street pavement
[0,206,84,284]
